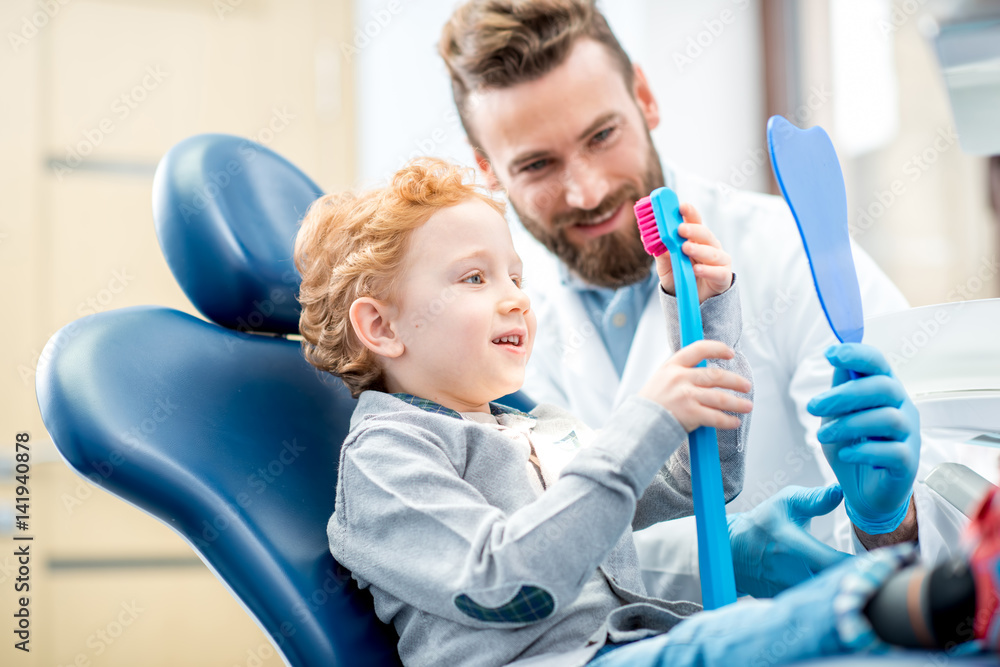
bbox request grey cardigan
[328,283,752,667]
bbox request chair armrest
[924,462,998,518]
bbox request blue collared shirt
[564,265,660,378]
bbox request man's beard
[511,137,665,289]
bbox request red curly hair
[294,158,506,397]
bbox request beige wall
[851,14,998,307]
[0,0,354,664]
[797,0,998,307]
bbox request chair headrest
[152,134,324,335]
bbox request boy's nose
[499,282,531,313]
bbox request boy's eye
[511,275,522,288]
[463,273,484,284]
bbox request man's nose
[562,155,610,211]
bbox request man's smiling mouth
[573,202,623,227]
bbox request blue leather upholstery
[36,306,402,666]
[35,133,536,666]
[152,133,323,335]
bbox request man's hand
[728,484,852,598]
[807,343,920,543]
[655,203,733,304]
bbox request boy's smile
[382,198,536,414]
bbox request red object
[967,486,1000,648]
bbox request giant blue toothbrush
[634,187,738,609]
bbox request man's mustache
[552,186,641,229]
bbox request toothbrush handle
[653,189,738,609]
[675,257,738,609]
[689,425,738,609]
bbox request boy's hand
[638,339,752,433]
[655,203,733,304]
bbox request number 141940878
[15,432,29,529]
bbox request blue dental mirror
[767,115,864,345]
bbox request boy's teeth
[494,335,520,345]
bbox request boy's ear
[349,297,404,358]
[473,148,503,191]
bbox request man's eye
[592,126,615,144]
[463,273,484,284]
[521,159,549,173]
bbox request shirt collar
[391,393,535,421]
[557,260,659,298]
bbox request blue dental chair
[34,133,534,666]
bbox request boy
[293,158,957,666]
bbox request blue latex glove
[589,547,913,667]
[728,484,852,598]
[807,343,920,535]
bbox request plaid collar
[392,393,534,421]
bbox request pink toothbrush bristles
[634,196,667,256]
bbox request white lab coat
[514,166,968,602]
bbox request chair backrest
[36,134,410,666]
[37,307,402,666]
